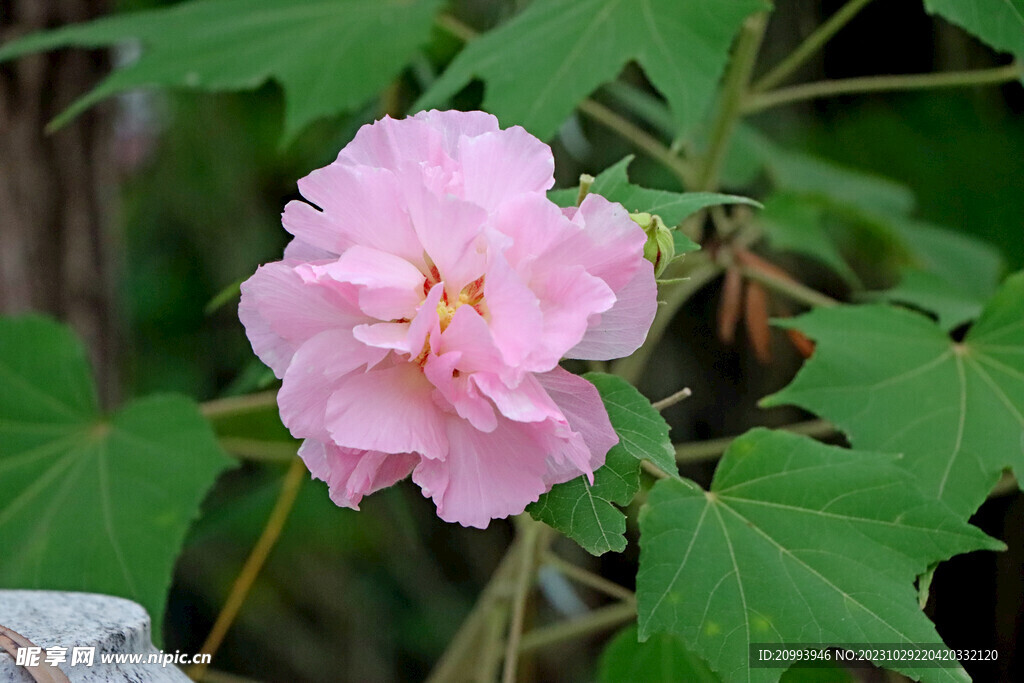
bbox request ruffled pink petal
[337,115,449,172]
[239,261,364,377]
[532,265,616,364]
[436,306,504,374]
[413,109,500,155]
[489,194,576,275]
[482,252,545,370]
[535,366,618,478]
[472,372,563,424]
[298,440,417,510]
[278,329,388,441]
[458,127,555,211]
[282,236,336,262]
[325,363,449,460]
[565,260,657,361]
[352,321,412,352]
[424,352,498,433]
[288,164,423,263]
[404,184,488,295]
[299,246,426,321]
[552,194,648,292]
[412,415,552,528]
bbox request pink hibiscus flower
[239,110,657,528]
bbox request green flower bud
[631,211,675,278]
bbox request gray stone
[0,591,191,682]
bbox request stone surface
[0,591,190,682]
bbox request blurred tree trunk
[0,0,119,403]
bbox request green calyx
[631,212,675,277]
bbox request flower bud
[631,212,675,277]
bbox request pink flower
[239,110,657,528]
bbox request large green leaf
[528,373,676,555]
[756,193,859,285]
[873,219,1005,330]
[637,429,1001,683]
[599,624,719,683]
[0,317,233,640]
[0,0,443,141]
[549,156,760,231]
[764,272,1024,517]
[925,0,1024,61]
[598,625,855,683]
[417,0,766,140]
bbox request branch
[745,63,1023,114]
[191,458,306,681]
[675,420,835,464]
[502,518,542,683]
[541,551,636,603]
[753,0,879,92]
[201,390,278,419]
[739,265,840,309]
[696,12,769,191]
[517,602,636,654]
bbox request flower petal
[412,415,551,528]
[299,245,426,321]
[535,366,617,477]
[298,440,417,510]
[239,261,364,377]
[458,127,554,210]
[565,260,657,361]
[278,328,388,441]
[325,363,448,460]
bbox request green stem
[675,419,834,464]
[739,266,839,309]
[541,552,636,603]
[652,387,693,411]
[753,0,879,92]
[613,255,723,384]
[201,390,278,420]
[745,63,1023,114]
[217,437,298,463]
[577,99,695,187]
[502,518,542,683]
[696,12,768,192]
[191,458,306,681]
[518,602,636,654]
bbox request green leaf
[726,125,916,216]
[637,429,1002,683]
[872,219,1005,329]
[757,193,859,285]
[528,373,676,555]
[0,0,443,142]
[417,0,766,140]
[0,316,233,641]
[925,0,1024,61]
[599,625,720,683]
[764,271,1024,517]
[550,156,760,228]
[598,625,855,683]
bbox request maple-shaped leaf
[0,0,443,142]
[637,429,1002,683]
[764,272,1024,517]
[417,0,766,140]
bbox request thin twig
[502,518,542,683]
[201,391,278,420]
[753,0,879,92]
[745,63,1023,114]
[517,602,636,654]
[696,12,769,191]
[190,459,306,681]
[577,99,695,187]
[217,438,298,463]
[652,387,693,411]
[675,420,835,464]
[739,266,840,309]
[541,552,636,603]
